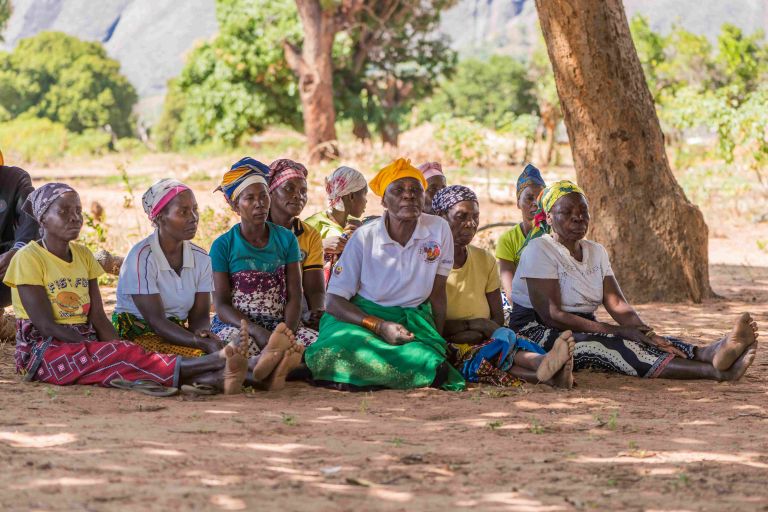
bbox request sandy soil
[1,156,768,511]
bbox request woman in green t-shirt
[304,166,368,284]
[495,164,546,307]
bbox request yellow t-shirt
[3,241,104,324]
[292,219,324,272]
[446,245,501,321]
[495,223,526,264]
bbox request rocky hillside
[2,0,766,121]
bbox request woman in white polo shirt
[509,180,759,381]
[113,179,220,357]
[304,159,465,391]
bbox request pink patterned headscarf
[418,161,444,180]
[325,166,367,211]
[142,178,190,220]
[268,159,308,192]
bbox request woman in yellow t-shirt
[495,164,547,306]
[433,185,575,388]
[3,183,251,395]
[267,159,326,330]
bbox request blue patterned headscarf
[431,185,478,215]
[516,163,546,199]
[215,157,270,203]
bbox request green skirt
[304,296,465,391]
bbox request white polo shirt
[511,234,613,314]
[115,231,214,320]
[328,213,454,308]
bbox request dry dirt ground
[1,156,768,511]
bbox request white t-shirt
[328,213,454,308]
[115,231,214,320]
[511,234,613,314]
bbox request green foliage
[433,114,488,167]
[630,16,768,183]
[0,32,137,137]
[420,56,537,129]
[334,0,458,145]
[156,0,302,149]
[714,24,767,96]
[67,129,112,157]
[0,118,68,162]
[0,0,11,43]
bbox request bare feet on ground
[713,313,759,371]
[550,351,575,389]
[222,320,251,394]
[537,330,575,384]
[266,342,305,391]
[718,343,757,382]
[252,323,295,381]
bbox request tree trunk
[284,0,340,162]
[352,117,372,142]
[535,0,712,303]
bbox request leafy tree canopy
[155,0,303,149]
[419,55,537,129]
[0,31,136,136]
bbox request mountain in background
[2,0,766,123]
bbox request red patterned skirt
[15,319,180,387]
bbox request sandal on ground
[110,379,178,397]
[181,383,218,395]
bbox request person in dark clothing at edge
[0,149,41,307]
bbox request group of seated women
[1,156,759,396]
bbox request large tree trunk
[535,0,712,303]
[284,0,340,162]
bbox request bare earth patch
[1,263,766,511]
[1,157,767,510]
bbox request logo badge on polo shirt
[300,249,307,262]
[420,241,441,263]
[334,265,343,275]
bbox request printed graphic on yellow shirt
[420,241,441,263]
[53,290,90,318]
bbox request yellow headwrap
[369,158,427,197]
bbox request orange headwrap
[369,158,427,197]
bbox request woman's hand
[614,326,687,358]
[378,321,415,345]
[468,319,500,339]
[305,309,324,330]
[645,334,688,358]
[194,334,223,354]
[322,236,348,255]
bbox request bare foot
[536,331,574,383]
[221,320,251,394]
[718,343,757,382]
[252,323,296,381]
[550,353,575,389]
[265,343,305,391]
[713,313,759,371]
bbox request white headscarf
[325,166,367,211]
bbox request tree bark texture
[285,0,343,162]
[535,0,712,303]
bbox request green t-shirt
[495,223,526,264]
[304,211,343,239]
[210,222,301,274]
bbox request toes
[274,322,291,335]
[561,330,573,339]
